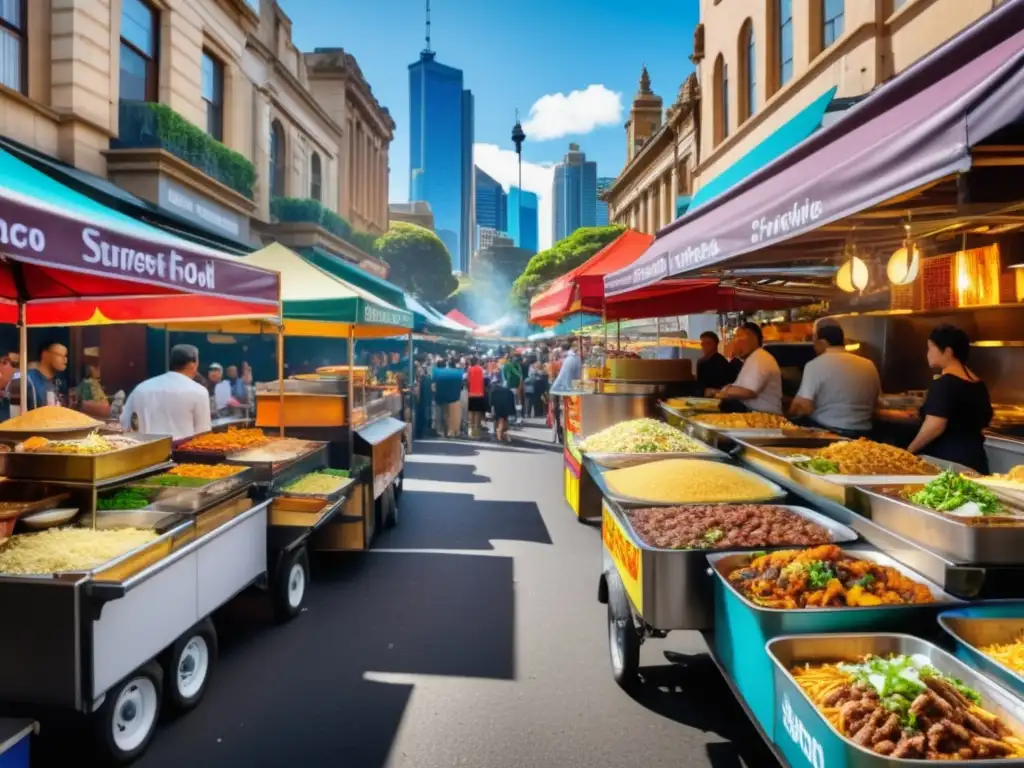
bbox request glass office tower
[409,51,474,272]
[507,187,539,254]
[552,143,597,243]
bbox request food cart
[163,243,415,555]
[0,145,293,762]
[585,5,1024,760]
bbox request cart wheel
[606,571,640,691]
[273,547,309,622]
[95,660,163,764]
[393,467,404,501]
[164,618,217,715]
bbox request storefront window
[310,152,322,202]
[0,0,25,94]
[202,51,224,141]
[778,0,793,87]
[270,120,286,199]
[722,62,729,139]
[119,0,158,103]
[823,0,845,48]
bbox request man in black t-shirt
[696,331,738,394]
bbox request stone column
[670,166,679,218]
[663,174,673,225]
[254,88,273,222]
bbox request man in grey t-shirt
[790,323,880,434]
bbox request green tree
[511,225,625,309]
[374,222,459,303]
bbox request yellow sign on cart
[602,503,642,613]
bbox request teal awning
[675,195,691,218]
[298,246,407,307]
[687,87,837,211]
[403,293,470,336]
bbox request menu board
[922,255,954,310]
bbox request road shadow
[36,552,516,768]
[411,439,552,457]
[403,460,489,484]
[377,489,553,550]
[626,653,781,768]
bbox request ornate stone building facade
[602,69,699,236]
[0,0,392,268]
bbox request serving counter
[585,404,1024,767]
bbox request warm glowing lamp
[887,244,920,285]
[836,256,868,293]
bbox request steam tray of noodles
[0,405,102,441]
[600,459,786,506]
[0,526,160,575]
[937,607,1024,703]
[0,433,173,482]
[769,633,1024,762]
[793,438,940,482]
[579,418,725,468]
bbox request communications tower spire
[424,0,432,54]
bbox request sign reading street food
[0,194,278,304]
[602,503,642,612]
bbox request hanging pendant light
[887,242,920,285]
[836,255,869,293]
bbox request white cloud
[473,143,556,251]
[522,84,623,141]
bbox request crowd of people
[413,344,579,442]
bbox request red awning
[530,231,654,325]
[530,229,812,324]
[0,261,278,327]
[445,309,479,329]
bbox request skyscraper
[596,177,614,226]
[507,187,539,254]
[408,14,474,272]
[474,167,507,233]
[552,143,598,243]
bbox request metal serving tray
[226,441,327,484]
[275,475,354,502]
[767,633,1024,768]
[583,439,729,469]
[132,466,255,513]
[706,547,961,733]
[0,434,173,483]
[938,603,1024,699]
[682,417,790,447]
[591,459,787,507]
[602,498,857,630]
[857,485,1024,565]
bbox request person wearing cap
[76,347,111,420]
[121,344,211,439]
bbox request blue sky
[281,0,697,247]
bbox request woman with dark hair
[907,324,993,473]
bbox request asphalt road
[36,425,781,768]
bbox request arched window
[270,120,286,199]
[739,19,756,121]
[822,0,844,48]
[778,0,794,88]
[310,152,322,202]
[713,54,729,145]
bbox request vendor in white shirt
[120,344,212,439]
[715,322,783,414]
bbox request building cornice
[305,49,396,141]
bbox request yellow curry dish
[603,459,781,504]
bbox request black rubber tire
[393,467,404,501]
[94,660,163,765]
[272,546,309,623]
[164,618,218,715]
[606,571,640,691]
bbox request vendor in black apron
[906,324,992,474]
[788,322,881,438]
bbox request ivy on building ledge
[113,101,257,199]
[270,197,377,254]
